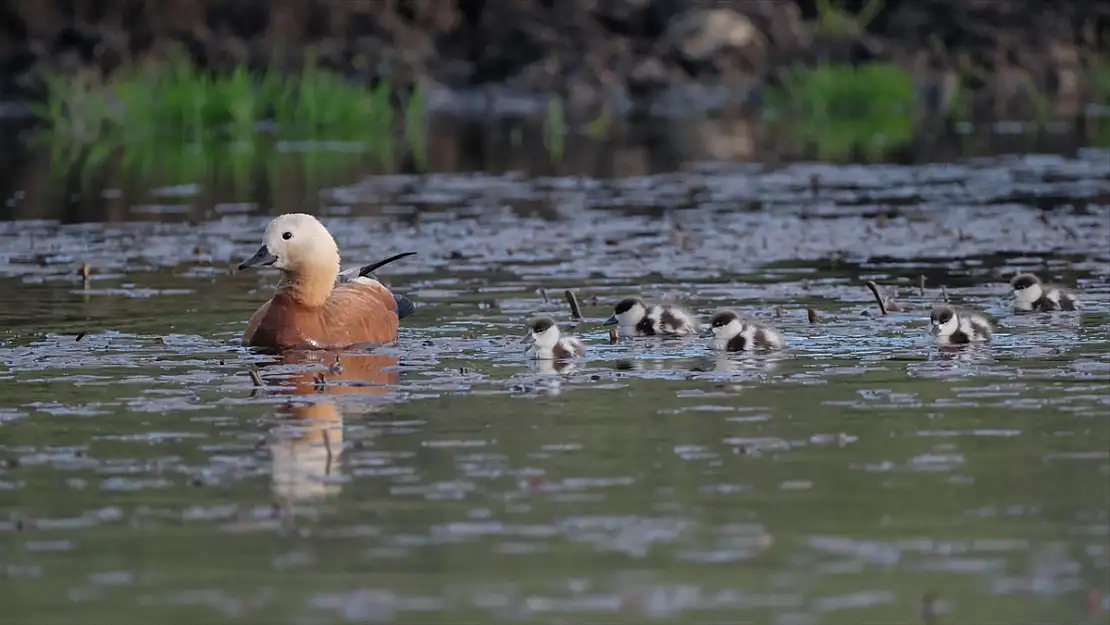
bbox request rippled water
[2,135,1109,623]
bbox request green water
[1,127,1108,624]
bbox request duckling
[522,316,586,360]
[1009,272,1077,312]
[602,296,700,337]
[703,310,787,351]
[929,305,992,344]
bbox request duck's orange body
[236,213,416,351]
[243,280,400,349]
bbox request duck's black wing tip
[394,294,417,320]
[358,252,418,278]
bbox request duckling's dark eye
[282,232,293,240]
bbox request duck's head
[1009,272,1043,305]
[238,213,340,276]
[522,316,561,349]
[603,297,647,327]
[929,305,958,337]
[704,310,743,339]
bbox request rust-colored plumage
[237,213,416,350]
[243,280,401,349]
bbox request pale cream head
[261,213,339,275]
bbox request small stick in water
[774,305,785,318]
[537,288,549,303]
[919,274,926,296]
[564,289,582,320]
[79,262,91,287]
[940,286,950,303]
[807,308,818,324]
[75,332,86,342]
[247,365,263,387]
[608,327,618,344]
[865,280,888,315]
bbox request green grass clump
[765,62,917,160]
[770,62,916,119]
[1091,59,1110,106]
[32,54,426,175]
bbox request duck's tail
[394,294,417,320]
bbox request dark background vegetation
[3,0,1108,113]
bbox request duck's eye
[282,231,293,240]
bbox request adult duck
[237,213,417,349]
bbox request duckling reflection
[255,350,398,506]
[528,358,579,376]
[692,352,787,374]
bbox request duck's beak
[521,331,536,345]
[238,245,278,270]
[602,315,618,326]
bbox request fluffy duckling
[522,316,586,360]
[704,310,787,351]
[237,213,417,349]
[929,305,992,344]
[602,296,700,337]
[1009,272,1077,312]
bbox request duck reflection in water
[255,350,399,506]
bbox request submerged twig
[79,262,91,287]
[865,280,888,315]
[564,289,582,320]
[940,286,950,303]
[247,365,263,387]
[537,287,549,303]
[75,332,86,342]
[807,308,818,324]
[919,274,927,296]
[608,328,618,344]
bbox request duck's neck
[279,264,337,309]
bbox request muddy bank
[1,0,1108,118]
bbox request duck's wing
[321,281,403,345]
[241,297,274,346]
[337,251,419,320]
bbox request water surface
[1,123,1109,624]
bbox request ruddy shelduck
[237,213,417,350]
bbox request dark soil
[1,0,1108,117]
